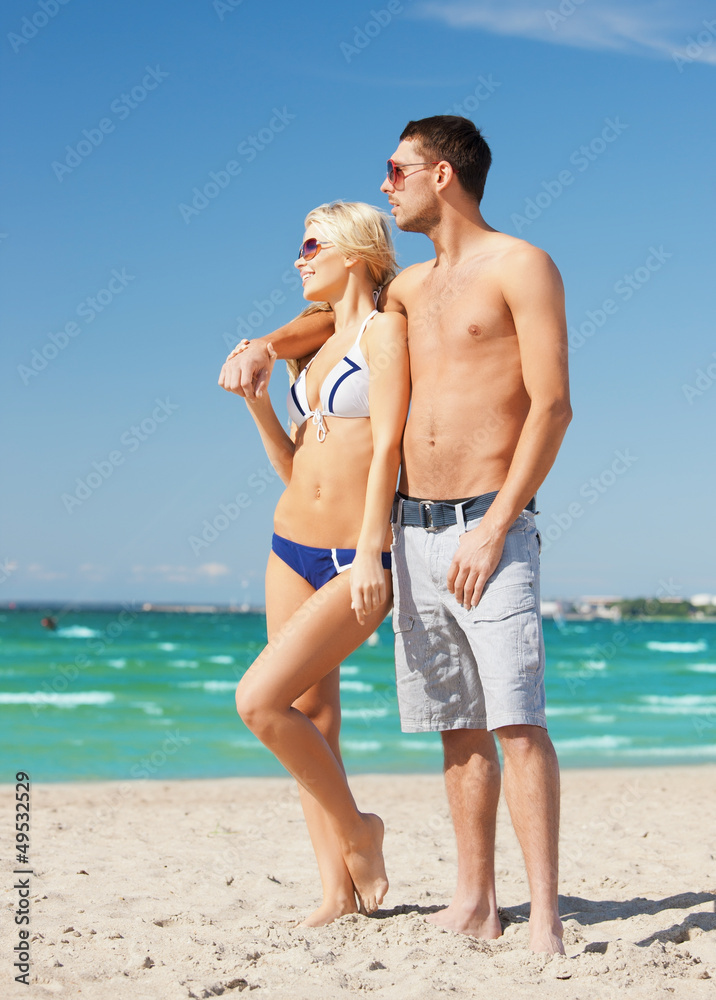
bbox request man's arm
[448,246,573,609]
[218,308,334,399]
[377,272,409,316]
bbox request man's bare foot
[529,914,565,954]
[298,896,359,928]
[427,898,502,939]
[343,813,388,914]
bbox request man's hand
[218,340,273,399]
[447,521,507,609]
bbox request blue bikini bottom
[271,533,391,591]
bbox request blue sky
[2,0,714,606]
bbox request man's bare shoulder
[396,259,435,282]
[487,233,560,281]
[380,259,435,309]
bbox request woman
[230,202,409,925]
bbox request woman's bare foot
[427,898,502,939]
[342,813,388,914]
[298,895,359,928]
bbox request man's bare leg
[427,728,502,938]
[496,724,564,954]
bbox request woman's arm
[242,345,295,486]
[350,313,410,624]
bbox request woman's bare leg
[264,553,357,924]
[237,562,392,913]
[294,682,358,925]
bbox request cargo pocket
[392,610,415,634]
[470,582,536,622]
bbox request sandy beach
[2,766,715,999]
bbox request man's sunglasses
[386,158,445,184]
[297,238,334,261]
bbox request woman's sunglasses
[297,238,334,261]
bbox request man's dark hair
[399,116,492,204]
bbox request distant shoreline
[2,602,715,623]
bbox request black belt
[391,490,536,530]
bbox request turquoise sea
[1,609,715,782]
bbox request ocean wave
[56,626,101,639]
[641,694,716,706]
[341,665,360,675]
[177,679,236,692]
[689,663,716,673]
[342,707,390,719]
[158,642,179,651]
[632,705,716,716]
[398,739,442,751]
[340,680,374,693]
[580,659,607,671]
[546,705,596,716]
[131,701,163,716]
[553,735,631,750]
[208,655,234,664]
[0,691,114,707]
[342,740,382,752]
[107,658,127,669]
[646,640,707,653]
[169,659,199,668]
[618,745,716,758]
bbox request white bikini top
[286,310,377,442]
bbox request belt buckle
[421,500,439,532]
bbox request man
[220,116,571,954]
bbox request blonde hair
[304,200,397,290]
[286,202,398,383]
[286,302,333,384]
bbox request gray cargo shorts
[391,506,546,733]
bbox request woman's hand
[350,552,387,626]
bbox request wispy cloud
[131,563,231,585]
[413,0,716,66]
